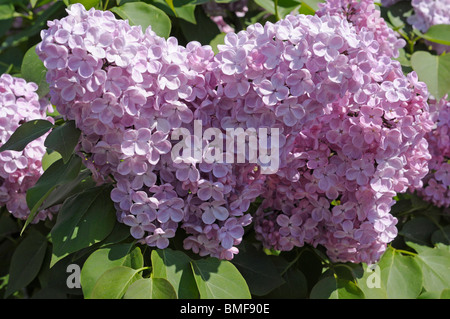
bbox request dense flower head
[415,96,450,208]
[0,74,56,222]
[408,0,450,54]
[37,1,432,264]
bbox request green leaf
[310,276,365,299]
[420,24,450,46]
[40,169,94,210]
[5,229,48,297]
[0,119,53,153]
[90,266,142,299]
[263,256,308,299]
[210,32,226,55]
[301,0,323,12]
[151,248,199,299]
[0,1,65,54]
[355,263,387,299]
[21,44,49,99]
[380,1,413,38]
[24,155,82,231]
[399,217,439,246]
[254,0,301,18]
[0,209,18,239]
[168,0,196,24]
[190,258,251,299]
[441,289,450,299]
[41,150,62,171]
[0,3,14,20]
[111,2,171,38]
[123,278,177,299]
[165,0,175,12]
[409,243,450,292]
[68,0,100,9]
[418,290,442,299]
[50,185,117,266]
[44,120,81,163]
[231,242,284,296]
[431,225,450,245]
[81,243,143,299]
[0,4,14,38]
[377,246,423,299]
[411,51,450,99]
[178,6,221,45]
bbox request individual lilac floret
[0,74,56,222]
[407,0,450,54]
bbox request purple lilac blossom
[415,96,450,208]
[0,74,57,222]
[36,1,432,264]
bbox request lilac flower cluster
[37,2,432,264]
[317,0,406,58]
[249,1,433,263]
[407,0,450,54]
[0,74,56,222]
[416,96,450,208]
[37,3,261,260]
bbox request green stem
[307,246,332,267]
[280,249,304,276]
[394,248,417,257]
[274,0,280,21]
[136,266,152,273]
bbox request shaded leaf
[231,242,284,296]
[399,217,439,246]
[44,120,81,163]
[5,230,47,297]
[24,155,82,232]
[50,185,116,266]
[310,276,365,299]
[0,119,53,153]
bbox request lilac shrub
[36,1,432,264]
[0,74,56,222]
